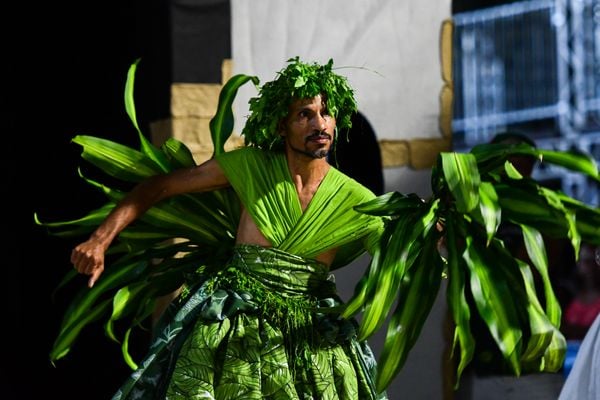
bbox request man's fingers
[89,269,102,288]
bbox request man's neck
[285,149,330,186]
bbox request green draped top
[215,147,384,270]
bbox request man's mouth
[306,133,331,143]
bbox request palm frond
[351,139,599,389]
[37,60,256,366]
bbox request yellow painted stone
[379,140,409,168]
[440,19,453,84]
[439,85,453,139]
[408,138,451,169]
[221,59,233,85]
[170,83,221,118]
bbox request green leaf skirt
[113,244,387,399]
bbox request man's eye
[299,110,309,118]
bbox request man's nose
[312,113,326,131]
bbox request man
[71,58,386,399]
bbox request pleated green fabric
[113,245,387,399]
[215,147,384,269]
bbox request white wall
[231,1,452,397]
[231,0,451,142]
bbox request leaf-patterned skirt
[112,244,387,399]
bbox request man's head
[280,94,335,159]
[242,57,358,150]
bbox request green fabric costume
[112,147,386,400]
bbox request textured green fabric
[111,147,387,399]
[113,245,387,399]
[215,147,384,269]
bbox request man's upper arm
[161,158,230,197]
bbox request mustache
[306,131,332,142]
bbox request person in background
[562,243,600,341]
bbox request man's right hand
[71,239,106,288]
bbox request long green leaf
[354,192,424,216]
[358,199,438,340]
[34,203,113,229]
[375,234,443,392]
[463,236,523,375]
[471,182,500,244]
[485,237,562,370]
[519,225,561,325]
[73,177,226,244]
[210,74,259,156]
[537,149,599,180]
[124,59,170,172]
[538,187,580,254]
[73,135,161,182]
[441,152,480,213]
[514,259,557,366]
[358,214,415,340]
[50,298,112,362]
[541,326,567,372]
[342,224,392,318]
[496,184,570,238]
[471,142,535,165]
[445,214,474,386]
[58,262,144,327]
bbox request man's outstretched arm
[71,159,230,287]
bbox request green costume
[41,59,600,397]
[112,147,386,399]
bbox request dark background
[4,1,509,398]
[5,1,170,398]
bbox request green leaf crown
[242,56,358,150]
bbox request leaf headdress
[242,56,358,150]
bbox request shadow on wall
[329,111,385,196]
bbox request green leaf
[161,137,197,168]
[124,59,170,172]
[441,152,480,213]
[495,184,570,238]
[375,234,444,392]
[358,214,416,340]
[354,192,424,216]
[520,225,561,325]
[514,259,558,366]
[121,327,138,370]
[541,327,567,372]
[73,135,161,182]
[538,187,581,255]
[50,298,112,362]
[342,225,392,318]
[472,182,500,245]
[471,142,535,165]
[463,236,523,375]
[358,199,438,340]
[35,203,113,230]
[209,74,259,157]
[504,160,523,179]
[537,149,599,180]
[111,284,147,322]
[124,59,142,135]
[444,214,474,386]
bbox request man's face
[281,94,336,159]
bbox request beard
[289,143,329,159]
[285,132,332,159]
